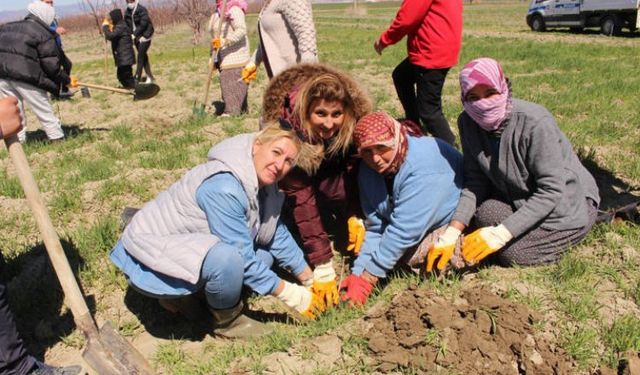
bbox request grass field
[1,1,639,374]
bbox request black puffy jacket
[103,10,136,67]
[124,4,154,40]
[0,14,70,95]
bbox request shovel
[4,135,155,375]
[74,80,160,101]
[194,0,227,116]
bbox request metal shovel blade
[95,321,155,375]
[133,83,161,101]
[78,317,155,375]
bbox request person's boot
[210,301,272,339]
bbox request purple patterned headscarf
[459,58,512,132]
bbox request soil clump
[364,285,572,374]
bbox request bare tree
[173,0,210,44]
[81,0,109,35]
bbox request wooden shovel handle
[77,81,133,95]
[4,135,95,325]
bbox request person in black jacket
[124,0,155,83]
[0,1,70,143]
[103,9,136,89]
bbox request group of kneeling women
[110,58,600,338]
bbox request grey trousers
[475,199,598,266]
[219,67,248,115]
[0,79,64,142]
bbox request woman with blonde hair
[110,123,324,339]
[262,63,372,309]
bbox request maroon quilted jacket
[262,63,372,266]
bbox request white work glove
[276,281,325,320]
[139,36,149,43]
[313,260,339,308]
[426,226,462,272]
[462,224,513,264]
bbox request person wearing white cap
[0,1,70,143]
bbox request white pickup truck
[526,0,640,35]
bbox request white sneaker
[144,77,155,84]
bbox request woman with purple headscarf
[426,57,600,270]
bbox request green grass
[603,315,640,367]
[0,169,24,198]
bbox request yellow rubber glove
[211,37,222,50]
[69,75,78,88]
[462,224,513,264]
[426,226,461,272]
[302,288,327,320]
[277,281,325,320]
[241,63,257,84]
[346,216,365,255]
[312,261,339,308]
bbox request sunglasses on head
[278,118,306,141]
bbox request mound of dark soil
[364,285,572,374]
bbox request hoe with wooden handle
[72,77,160,101]
[195,0,227,115]
[4,134,155,375]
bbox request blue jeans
[200,243,274,309]
[127,242,276,310]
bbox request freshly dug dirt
[364,285,572,374]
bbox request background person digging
[207,0,250,116]
[0,1,70,143]
[125,0,155,84]
[103,9,136,89]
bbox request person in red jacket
[374,0,463,146]
[261,63,372,309]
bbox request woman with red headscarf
[426,57,600,271]
[340,111,463,305]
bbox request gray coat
[452,99,600,238]
[121,133,283,284]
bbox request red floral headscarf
[353,111,423,175]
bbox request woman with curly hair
[261,63,372,309]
